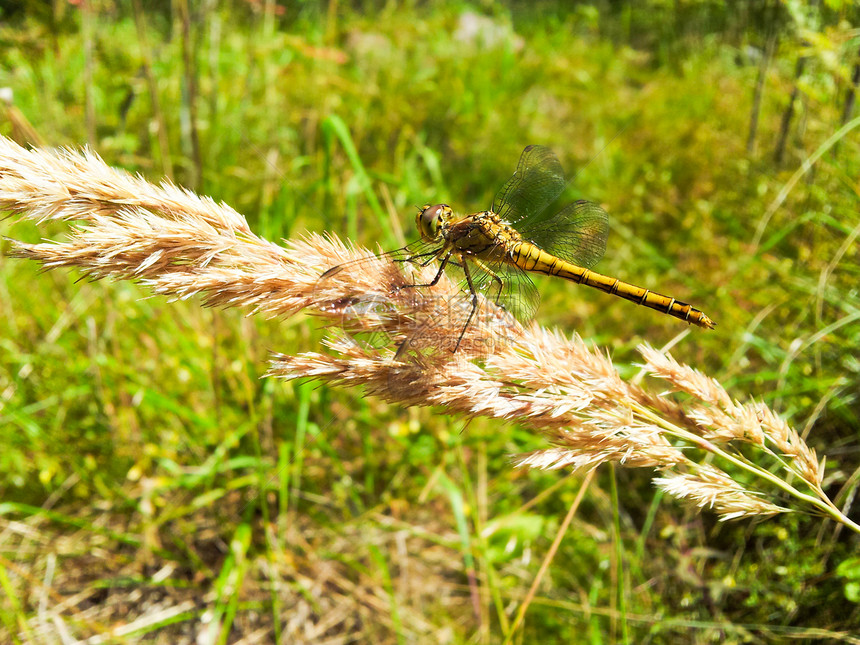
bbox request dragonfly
[319,145,714,355]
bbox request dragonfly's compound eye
[417,204,447,240]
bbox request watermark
[317,286,522,360]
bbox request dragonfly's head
[417,204,451,241]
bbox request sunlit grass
[1,2,859,642]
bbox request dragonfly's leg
[399,250,440,265]
[471,258,505,306]
[418,253,442,268]
[456,257,480,353]
[398,251,452,290]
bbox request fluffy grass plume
[2,135,856,533]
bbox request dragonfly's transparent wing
[468,259,540,325]
[519,199,610,269]
[312,239,445,350]
[316,240,440,284]
[492,145,566,226]
[391,255,534,362]
[493,147,610,269]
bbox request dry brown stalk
[1,135,856,531]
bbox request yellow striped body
[424,206,715,331]
[507,240,715,329]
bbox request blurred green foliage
[1,1,859,641]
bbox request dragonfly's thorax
[443,210,524,262]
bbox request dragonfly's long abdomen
[510,242,716,329]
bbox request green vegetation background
[1,1,859,642]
